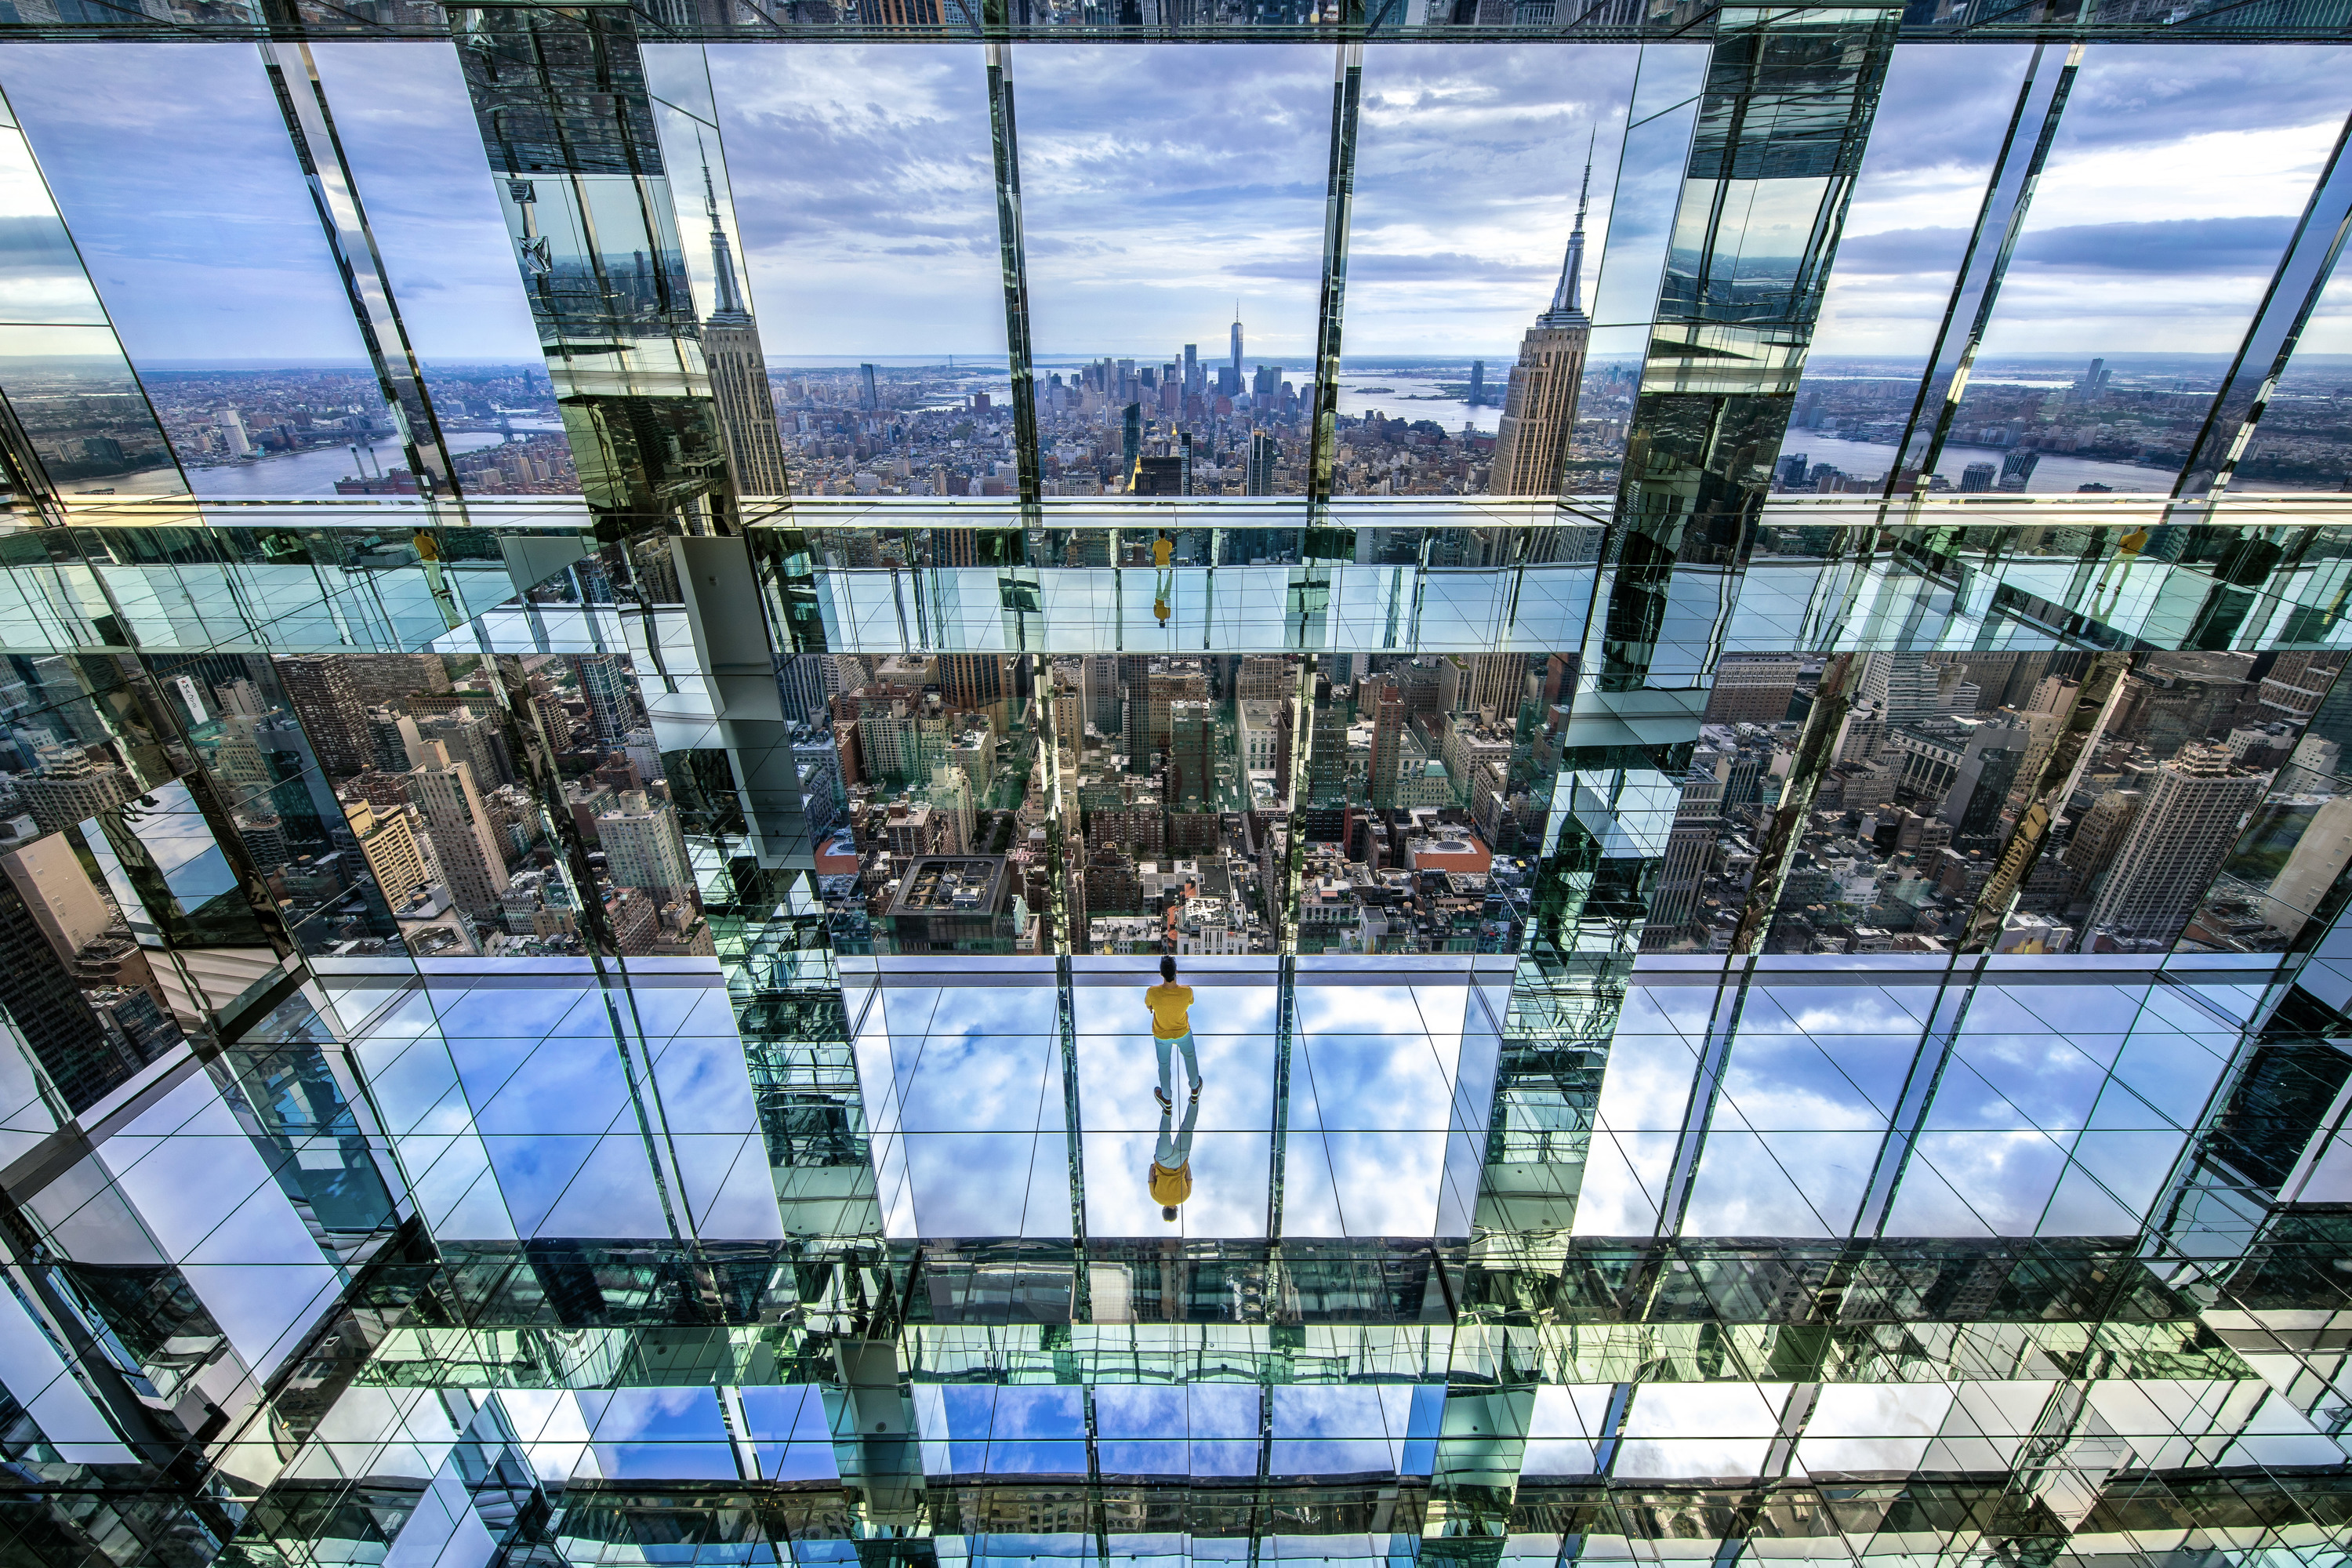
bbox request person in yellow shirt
[1152,532,1174,626]
[1144,954,1202,1112]
[1150,1091,1198,1223]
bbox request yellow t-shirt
[1152,537,1173,569]
[1145,982,1193,1039]
[1149,1160,1192,1206]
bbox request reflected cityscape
[0,20,2343,1568]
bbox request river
[1336,379,1498,434]
[189,426,562,499]
[1776,434,2172,495]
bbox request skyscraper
[598,791,699,911]
[405,744,511,920]
[1369,681,1404,809]
[1246,430,1278,496]
[695,151,791,497]
[2085,744,2268,946]
[940,654,1008,717]
[575,654,637,745]
[279,653,371,777]
[1229,306,1243,381]
[1489,151,1595,498]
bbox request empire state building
[1488,157,1593,498]
[695,157,791,498]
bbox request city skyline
[1,42,2336,368]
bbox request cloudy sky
[0,39,2347,372]
[0,42,538,367]
[1810,42,2352,365]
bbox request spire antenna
[695,131,748,323]
[1541,127,1595,327]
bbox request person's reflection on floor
[1152,1091,1199,1224]
[1152,529,1174,625]
[1145,954,1203,1112]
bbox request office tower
[1489,154,1594,497]
[1236,657,1292,704]
[1122,402,1141,478]
[1247,430,1278,495]
[858,362,880,412]
[1143,659,1209,756]
[1229,307,1243,380]
[697,153,790,497]
[1183,342,1198,394]
[940,654,1007,717]
[1083,653,1120,737]
[1166,699,1215,811]
[2258,794,2352,938]
[1649,763,1724,939]
[1468,359,1485,407]
[575,653,637,744]
[365,707,424,773]
[2085,745,2268,946]
[1706,654,1802,726]
[419,707,511,790]
[19,742,132,834]
[599,791,699,910]
[337,652,451,709]
[215,405,250,455]
[1855,652,1977,725]
[405,744,511,920]
[0,866,132,1112]
[344,798,430,909]
[1959,461,1996,492]
[779,652,828,730]
[279,652,371,776]
[0,833,111,964]
[1369,681,1404,808]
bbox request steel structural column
[452,4,734,541]
[1479,2,1900,1237]
[985,42,1044,521]
[1308,41,1364,509]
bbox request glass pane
[307,42,580,500]
[704,42,1012,499]
[1947,43,2352,495]
[1337,42,1639,499]
[1018,42,1334,498]
[2,44,401,499]
[1782,44,2035,497]
[1580,43,1710,493]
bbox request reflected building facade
[1487,157,1592,499]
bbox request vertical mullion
[1883,42,2082,500]
[1309,41,1365,509]
[260,37,462,500]
[985,42,1044,515]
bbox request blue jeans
[1155,1030,1201,1098]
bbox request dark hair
[1160,956,1176,982]
[1161,1205,1178,1222]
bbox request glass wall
[2,45,402,500]
[704,42,1012,499]
[1018,43,1334,499]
